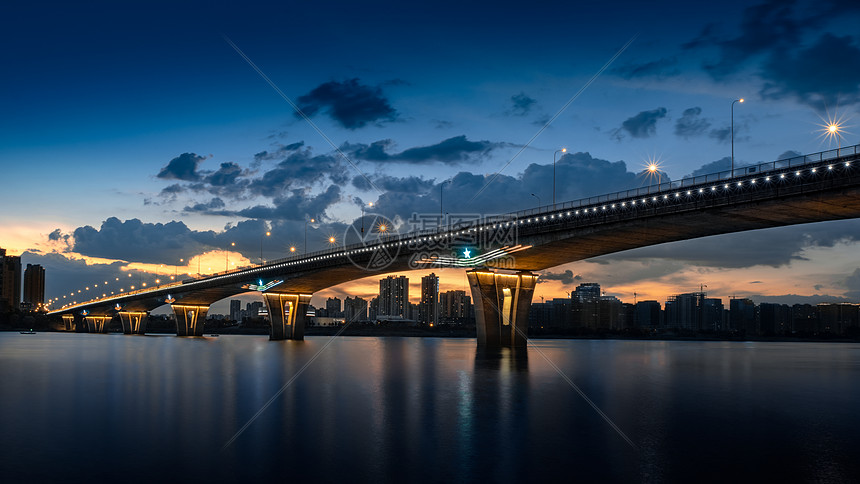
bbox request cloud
[674,107,712,138]
[345,135,506,164]
[352,175,435,193]
[699,0,804,78]
[295,78,397,129]
[156,153,207,181]
[759,33,860,109]
[613,108,667,139]
[72,217,216,264]
[183,197,227,215]
[777,150,802,160]
[612,57,679,79]
[362,151,641,227]
[687,157,731,177]
[508,92,536,116]
[205,162,243,187]
[844,268,860,299]
[254,142,305,162]
[249,150,346,198]
[537,270,581,285]
[236,185,342,221]
[683,1,860,108]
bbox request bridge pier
[171,304,209,336]
[83,315,111,333]
[61,314,75,331]
[263,293,311,340]
[118,311,148,335]
[467,269,538,347]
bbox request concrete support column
[171,305,209,336]
[83,315,111,334]
[467,269,538,347]
[118,311,148,335]
[61,314,75,331]
[263,293,312,341]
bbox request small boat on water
[20,329,36,334]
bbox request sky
[2,0,860,312]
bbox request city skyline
[3,0,860,309]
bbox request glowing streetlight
[290,246,296,253]
[226,242,235,271]
[260,231,271,265]
[731,98,744,177]
[305,218,315,253]
[553,148,567,208]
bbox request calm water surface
[1,333,859,483]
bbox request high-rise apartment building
[0,248,22,312]
[378,275,408,318]
[23,263,45,308]
[419,273,439,324]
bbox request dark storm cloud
[254,141,305,162]
[345,136,505,164]
[612,57,679,79]
[537,270,581,285]
[236,185,341,221]
[508,92,536,116]
[613,108,667,139]
[674,107,712,138]
[72,217,216,264]
[295,78,397,129]
[156,153,207,181]
[759,34,860,109]
[598,219,860,269]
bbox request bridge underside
[50,155,860,347]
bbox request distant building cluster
[529,282,860,337]
[306,273,474,326]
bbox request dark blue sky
[3,0,860,307]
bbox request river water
[1,333,858,483]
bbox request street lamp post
[361,202,373,234]
[440,180,449,230]
[553,148,567,208]
[305,218,315,253]
[731,98,744,177]
[226,242,235,271]
[531,193,541,207]
[261,231,270,265]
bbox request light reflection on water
[1,334,859,482]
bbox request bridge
[50,145,860,346]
